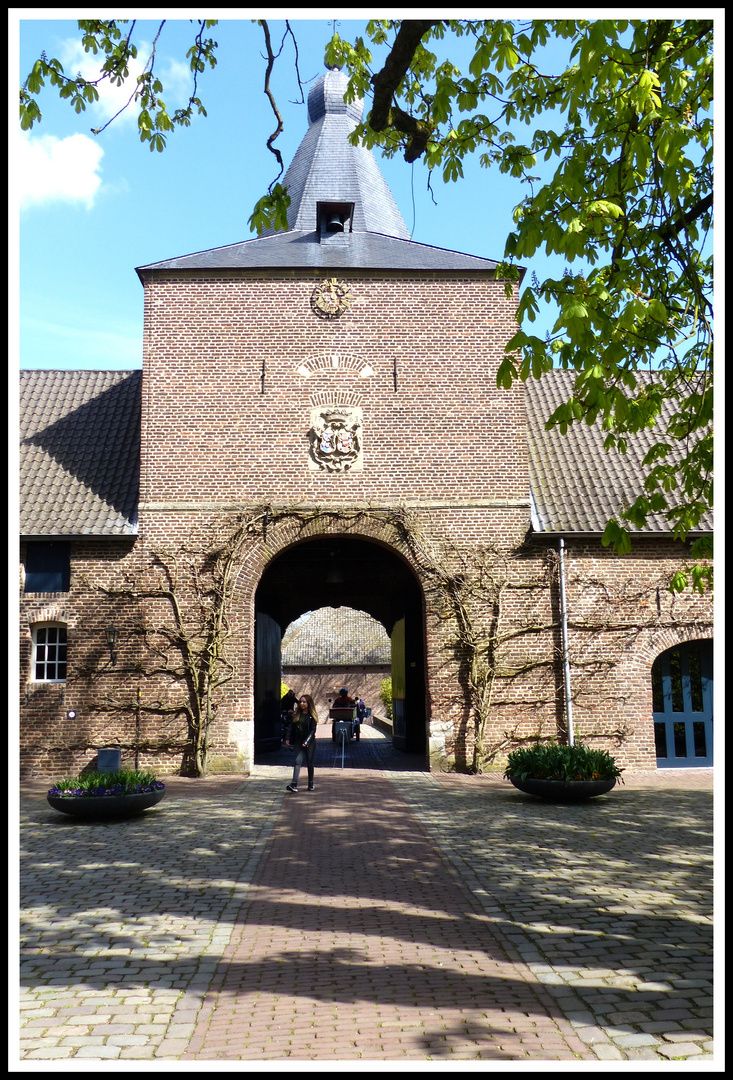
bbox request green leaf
[647,298,668,325]
[496,357,517,390]
[669,571,689,594]
[248,184,291,235]
[26,60,46,94]
[19,98,42,130]
[601,519,632,555]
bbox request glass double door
[652,640,713,767]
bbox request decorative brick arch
[24,603,77,633]
[223,507,430,771]
[294,351,377,382]
[227,508,429,674]
[230,506,428,603]
[294,352,377,411]
[609,621,714,769]
[632,622,713,673]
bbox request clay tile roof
[19,370,141,536]
[282,607,391,666]
[525,369,713,535]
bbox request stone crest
[308,406,363,473]
[310,278,352,319]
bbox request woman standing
[286,694,318,793]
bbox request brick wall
[138,271,529,507]
[19,537,146,778]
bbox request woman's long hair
[293,694,318,724]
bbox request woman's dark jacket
[289,713,317,748]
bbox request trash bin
[97,748,121,772]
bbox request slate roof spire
[137,64,502,273]
[259,65,411,240]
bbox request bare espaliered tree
[86,513,259,776]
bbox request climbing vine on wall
[84,513,257,776]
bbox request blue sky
[13,13,720,375]
[13,13,582,372]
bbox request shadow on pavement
[19,773,712,1059]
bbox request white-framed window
[33,624,67,682]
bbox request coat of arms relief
[308,406,363,473]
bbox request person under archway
[355,696,368,741]
[333,686,355,709]
[286,694,318,793]
[281,687,297,742]
[332,686,357,742]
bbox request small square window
[24,542,71,593]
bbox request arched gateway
[19,65,712,778]
[254,536,426,759]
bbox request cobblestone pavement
[16,724,717,1064]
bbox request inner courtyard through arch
[281,605,391,725]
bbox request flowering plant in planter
[48,768,165,798]
[504,740,624,784]
[47,769,166,820]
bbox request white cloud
[58,36,194,130]
[58,37,148,128]
[15,131,104,210]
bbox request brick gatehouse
[19,68,713,779]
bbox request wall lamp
[105,625,119,666]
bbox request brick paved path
[182,770,585,1061]
[17,724,716,1063]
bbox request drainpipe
[558,538,575,747]
[135,686,141,771]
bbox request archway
[253,535,427,763]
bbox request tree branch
[369,19,440,161]
[259,20,285,180]
[659,192,714,240]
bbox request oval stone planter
[47,787,165,820]
[508,776,616,801]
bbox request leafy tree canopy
[325,19,714,593]
[20,18,714,591]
